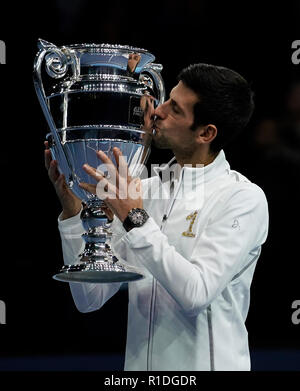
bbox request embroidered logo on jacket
[182,211,198,237]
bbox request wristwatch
[123,208,149,232]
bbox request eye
[171,100,180,114]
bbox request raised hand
[79,147,143,222]
[44,141,82,220]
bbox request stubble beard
[152,133,171,149]
[152,132,196,161]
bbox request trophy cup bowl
[33,39,165,283]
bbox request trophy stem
[53,198,144,283]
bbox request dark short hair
[177,63,254,153]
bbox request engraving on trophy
[34,40,165,283]
[128,96,144,125]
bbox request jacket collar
[153,150,230,184]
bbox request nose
[153,101,168,120]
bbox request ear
[195,124,217,145]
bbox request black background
[0,0,299,367]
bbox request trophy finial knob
[37,39,56,50]
[44,50,68,79]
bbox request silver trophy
[33,39,165,283]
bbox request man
[45,63,269,371]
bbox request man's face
[152,81,200,155]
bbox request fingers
[54,173,67,192]
[83,163,105,181]
[45,140,66,190]
[81,162,110,195]
[112,147,130,181]
[94,148,130,181]
[82,150,134,200]
[44,141,52,170]
[96,150,118,181]
[85,163,105,177]
[44,150,52,170]
[141,95,155,133]
[112,147,121,170]
[79,180,117,200]
[78,182,97,194]
[48,159,60,184]
[101,205,114,221]
[127,177,142,200]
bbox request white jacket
[58,150,269,371]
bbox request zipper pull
[160,214,168,230]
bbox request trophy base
[52,261,144,283]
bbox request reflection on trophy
[33,39,165,283]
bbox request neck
[174,148,218,167]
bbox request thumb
[127,177,141,200]
[136,178,142,193]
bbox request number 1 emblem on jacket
[182,211,198,237]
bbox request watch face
[129,208,148,226]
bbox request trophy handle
[142,63,165,105]
[33,39,79,185]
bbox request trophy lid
[66,43,156,74]
[67,43,151,54]
[36,39,161,78]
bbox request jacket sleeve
[58,209,122,313]
[113,184,269,316]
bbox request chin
[152,136,171,149]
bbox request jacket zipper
[207,304,215,371]
[147,275,156,370]
[146,172,184,370]
[146,214,167,370]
